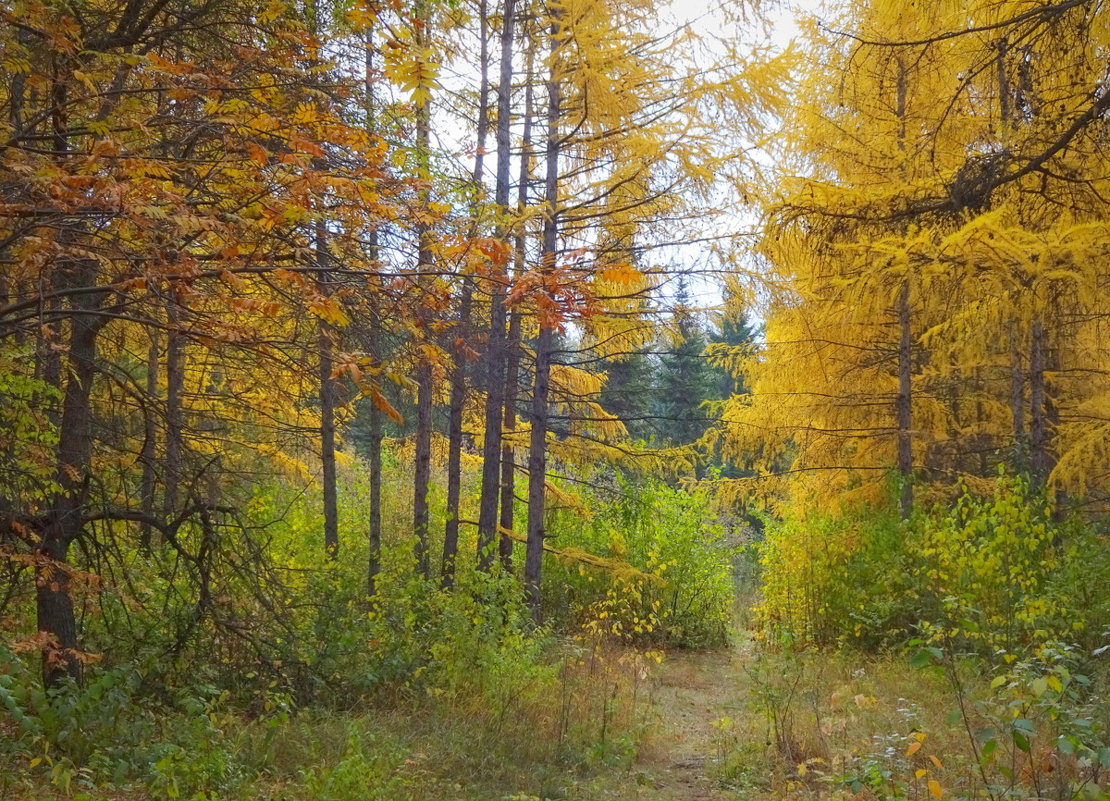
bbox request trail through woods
[615,638,756,801]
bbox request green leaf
[1097,747,1110,770]
[980,738,998,764]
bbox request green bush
[756,473,1110,657]
[543,472,737,647]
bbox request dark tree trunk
[317,223,339,559]
[411,0,433,580]
[139,329,159,550]
[367,381,383,597]
[442,283,472,585]
[476,0,518,570]
[413,361,432,578]
[525,11,561,617]
[364,28,383,597]
[40,258,106,688]
[499,31,535,570]
[164,297,184,517]
[1029,319,1049,487]
[896,280,913,518]
[499,309,522,568]
[443,0,491,586]
[1010,324,1026,460]
[525,324,552,614]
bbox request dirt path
[623,640,755,801]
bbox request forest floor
[548,617,767,801]
[620,643,755,801]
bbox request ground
[632,645,751,801]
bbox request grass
[4,624,1107,801]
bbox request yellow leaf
[928,780,943,799]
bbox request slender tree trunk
[411,2,433,579]
[525,10,560,616]
[476,0,518,570]
[499,29,535,570]
[37,296,63,430]
[1010,323,1026,460]
[367,396,383,594]
[367,318,384,596]
[443,282,473,585]
[413,360,432,578]
[499,309,522,568]
[40,258,106,688]
[139,329,159,550]
[896,280,912,518]
[893,62,913,519]
[164,297,183,517]
[317,222,339,559]
[443,0,491,586]
[1029,319,1049,487]
[364,28,383,597]
[1046,333,1065,517]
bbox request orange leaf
[928,780,943,799]
[906,741,922,757]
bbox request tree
[654,279,721,451]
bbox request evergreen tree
[654,279,720,449]
[598,349,657,442]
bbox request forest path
[620,636,756,801]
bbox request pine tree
[654,279,720,449]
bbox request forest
[1,0,1108,799]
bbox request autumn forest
[2,0,1109,799]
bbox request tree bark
[500,48,535,570]
[411,0,434,579]
[164,296,184,517]
[139,328,159,550]
[1029,319,1049,487]
[525,9,560,616]
[1029,316,1060,502]
[40,258,106,688]
[364,27,383,597]
[317,222,339,559]
[476,0,518,570]
[443,0,491,586]
[896,280,913,518]
[1010,323,1026,460]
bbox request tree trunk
[411,0,433,579]
[139,329,159,550]
[896,279,913,518]
[499,28,535,570]
[40,258,105,688]
[1029,319,1049,487]
[367,390,383,596]
[364,27,383,597]
[525,324,552,614]
[164,296,184,517]
[443,0,491,586]
[525,9,561,616]
[317,223,339,559]
[499,309,522,568]
[476,0,518,570]
[442,284,472,586]
[1010,323,1026,461]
